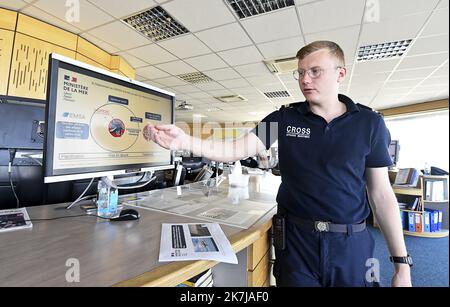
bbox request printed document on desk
[0,208,32,233]
[159,223,238,264]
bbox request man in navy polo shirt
[148,41,412,287]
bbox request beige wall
[0,8,135,100]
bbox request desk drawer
[247,250,269,287]
[247,231,270,271]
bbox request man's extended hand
[148,124,189,151]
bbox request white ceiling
[4,0,449,123]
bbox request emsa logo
[286,126,311,139]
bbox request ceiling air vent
[265,57,298,74]
[215,95,248,103]
[225,0,296,19]
[177,72,213,84]
[123,6,189,42]
[264,91,291,99]
[357,39,413,62]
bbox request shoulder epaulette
[285,102,302,109]
[356,103,373,111]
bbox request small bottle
[424,163,431,175]
[97,178,118,218]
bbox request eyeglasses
[293,66,342,80]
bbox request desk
[0,173,281,287]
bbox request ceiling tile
[377,0,440,20]
[299,0,365,34]
[33,0,114,31]
[305,26,360,64]
[390,67,437,80]
[219,78,251,89]
[153,76,188,87]
[1,0,28,10]
[88,21,151,50]
[171,84,201,94]
[234,62,272,77]
[88,0,156,19]
[359,12,430,45]
[196,23,252,52]
[195,81,225,91]
[185,53,229,71]
[155,60,197,75]
[127,44,177,65]
[257,36,304,60]
[246,75,282,86]
[135,65,170,80]
[397,52,448,70]
[407,34,449,56]
[383,79,423,88]
[80,33,119,53]
[115,52,149,68]
[241,7,302,44]
[162,0,235,32]
[421,8,449,37]
[203,68,241,81]
[218,46,263,66]
[158,34,211,59]
[353,59,401,75]
[21,5,81,34]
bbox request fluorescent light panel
[123,6,189,42]
[225,0,295,19]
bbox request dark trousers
[274,216,376,287]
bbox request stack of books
[177,268,213,287]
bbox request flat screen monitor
[44,54,175,183]
[388,140,400,166]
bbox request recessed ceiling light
[225,0,296,19]
[357,39,413,62]
[122,6,189,42]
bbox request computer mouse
[110,209,140,221]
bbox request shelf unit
[375,173,449,238]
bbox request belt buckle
[315,221,330,232]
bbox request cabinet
[378,174,449,238]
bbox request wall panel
[8,33,76,100]
[0,29,14,95]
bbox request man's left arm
[366,167,412,287]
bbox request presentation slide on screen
[52,68,172,170]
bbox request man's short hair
[296,41,345,66]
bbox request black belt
[287,215,366,233]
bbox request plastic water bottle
[97,178,118,218]
[424,163,431,175]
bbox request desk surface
[0,173,280,287]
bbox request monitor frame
[44,54,175,183]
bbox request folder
[438,210,443,231]
[424,211,430,232]
[426,209,438,232]
[414,213,423,232]
[408,212,415,232]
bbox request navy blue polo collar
[297,94,360,115]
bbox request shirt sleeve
[250,110,280,150]
[365,115,393,168]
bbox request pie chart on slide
[90,104,140,152]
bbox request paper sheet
[159,223,238,264]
